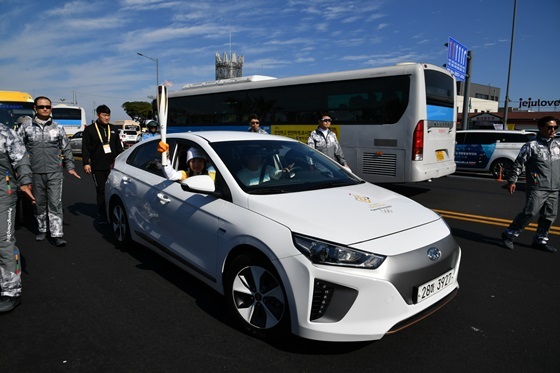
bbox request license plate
[415,270,454,303]
[436,150,445,161]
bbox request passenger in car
[157,142,215,181]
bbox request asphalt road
[0,166,558,372]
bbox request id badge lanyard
[95,123,112,154]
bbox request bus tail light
[412,120,424,161]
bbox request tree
[121,101,153,125]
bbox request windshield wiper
[249,187,288,195]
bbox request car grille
[383,234,460,305]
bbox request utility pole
[461,51,473,130]
[503,0,517,128]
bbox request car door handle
[157,193,171,204]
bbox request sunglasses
[251,121,260,124]
[36,105,52,110]
[321,118,332,122]
[546,126,558,130]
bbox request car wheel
[224,254,289,339]
[109,199,131,247]
[490,159,513,179]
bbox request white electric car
[106,131,461,342]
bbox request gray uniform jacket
[16,117,75,173]
[307,128,347,166]
[508,136,560,191]
[0,124,32,194]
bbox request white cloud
[1,0,556,123]
[46,1,96,16]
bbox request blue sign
[446,37,468,81]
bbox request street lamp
[503,0,517,127]
[137,52,159,89]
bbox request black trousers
[92,170,110,219]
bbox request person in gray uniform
[0,122,34,313]
[17,96,80,247]
[502,115,560,253]
[307,112,349,169]
[247,114,267,134]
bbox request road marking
[433,209,560,235]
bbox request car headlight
[293,234,386,269]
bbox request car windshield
[211,139,363,194]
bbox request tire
[490,158,513,179]
[224,254,289,339]
[109,199,131,247]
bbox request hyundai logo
[427,247,441,261]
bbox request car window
[163,138,231,200]
[127,141,170,177]
[516,133,535,142]
[455,132,467,145]
[472,132,497,144]
[168,139,218,178]
[211,140,361,194]
[459,131,536,145]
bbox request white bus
[52,104,86,137]
[166,62,457,183]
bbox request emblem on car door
[427,247,441,261]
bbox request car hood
[246,182,440,246]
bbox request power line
[74,91,148,101]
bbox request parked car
[106,131,461,342]
[455,130,536,178]
[114,120,141,149]
[69,130,83,156]
[118,128,140,149]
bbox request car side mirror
[180,175,215,194]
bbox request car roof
[168,131,300,143]
[457,130,535,134]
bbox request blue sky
[1,0,558,122]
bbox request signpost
[446,37,468,82]
[446,36,472,129]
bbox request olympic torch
[157,85,168,166]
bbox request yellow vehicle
[0,91,35,224]
[0,91,35,128]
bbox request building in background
[457,81,558,130]
[457,82,500,115]
[215,52,244,80]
